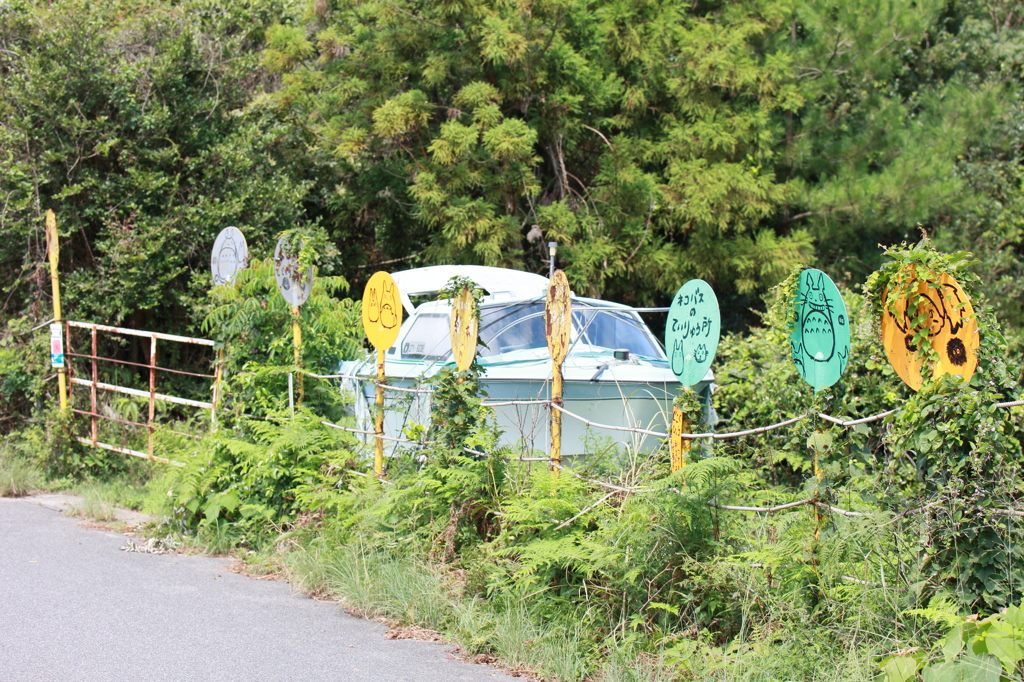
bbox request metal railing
[65,321,222,467]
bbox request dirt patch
[224,560,284,581]
[384,625,444,642]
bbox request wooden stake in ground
[361,271,403,478]
[670,405,690,472]
[545,270,571,474]
[45,210,68,411]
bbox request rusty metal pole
[148,335,157,460]
[374,347,385,478]
[90,328,98,445]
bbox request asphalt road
[0,497,515,682]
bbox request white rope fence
[310,374,1024,449]
[179,367,1024,524]
[283,370,1024,445]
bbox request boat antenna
[548,241,558,279]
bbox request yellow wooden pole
[374,347,385,477]
[813,426,825,548]
[292,305,303,404]
[45,210,68,411]
[211,347,224,431]
[670,405,690,472]
[550,364,563,473]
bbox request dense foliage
[3,0,1024,421]
[5,0,1024,679]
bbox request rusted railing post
[148,335,157,460]
[90,328,98,445]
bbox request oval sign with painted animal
[362,271,403,350]
[545,270,571,366]
[450,286,478,372]
[790,269,851,391]
[274,237,313,307]
[665,279,720,387]
[211,226,248,286]
[881,269,978,391]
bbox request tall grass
[0,450,44,497]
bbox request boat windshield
[400,301,664,361]
[479,302,547,357]
[399,313,451,360]
[571,304,663,358]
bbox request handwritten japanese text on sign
[665,280,720,387]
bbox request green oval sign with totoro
[790,268,850,391]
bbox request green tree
[0,0,310,333]
[264,0,814,305]
[776,0,1019,283]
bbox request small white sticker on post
[50,323,64,368]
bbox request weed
[196,518,242,555]
[0,449,44,496]
[65,483,120,523]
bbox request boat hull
[339,358,682,460]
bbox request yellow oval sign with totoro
[362,271,403,350]
[881,269,978,391]
[450,286,478,372]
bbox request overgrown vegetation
[11,244,997,680]
[4,0,1024,678]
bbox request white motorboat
[338,265,710,460]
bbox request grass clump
[0,447,44,497]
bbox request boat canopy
[390,265,551,315]
[398,299,664,362]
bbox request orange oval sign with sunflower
[881,270,979,391]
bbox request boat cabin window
[400,313,452,360]
[479,302,547,357]
[572,307,663,358]
[401,301,663,362]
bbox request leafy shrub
[164,409,359,548]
